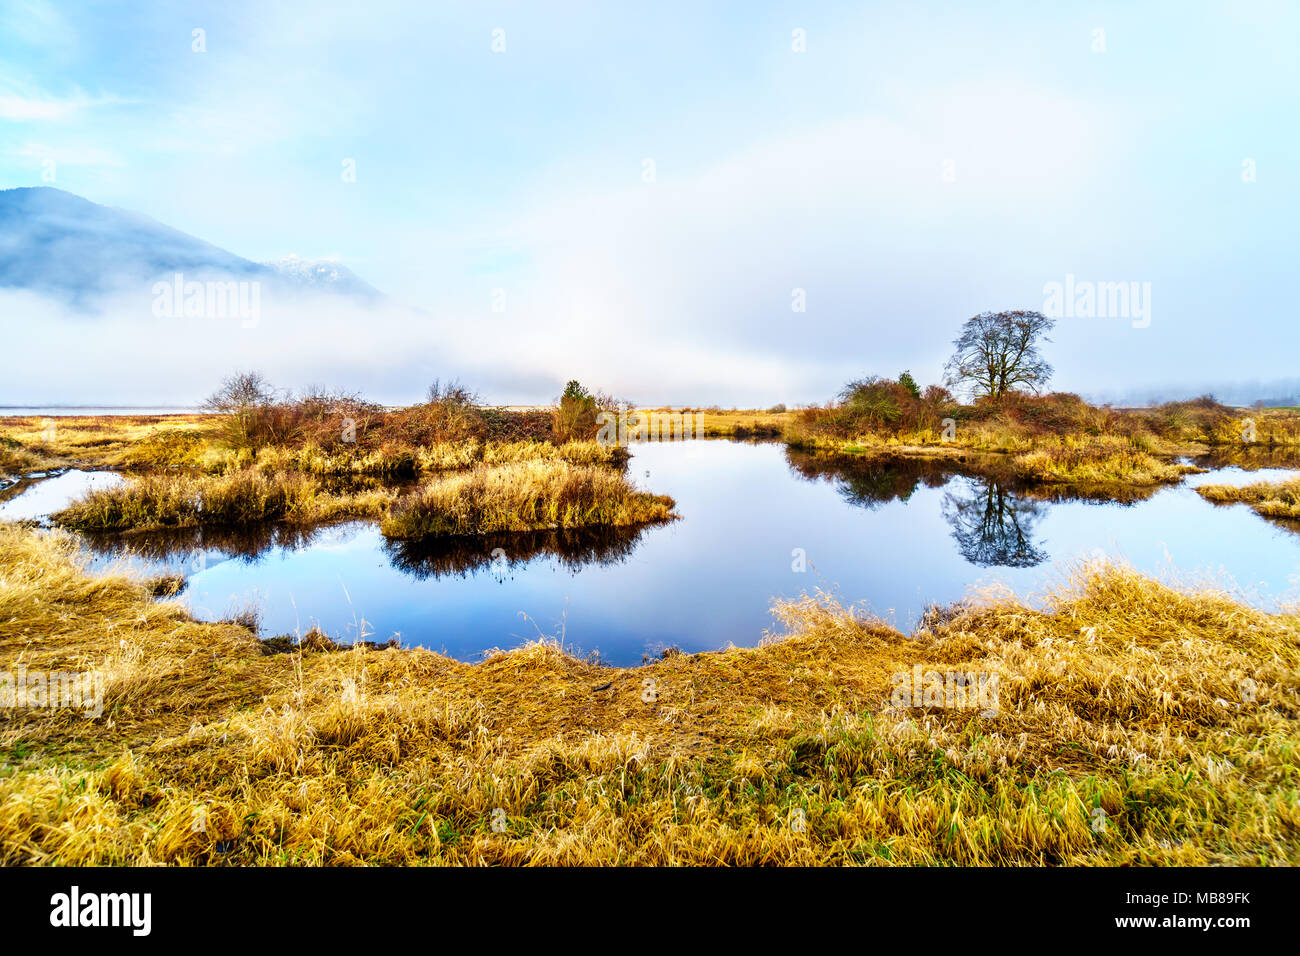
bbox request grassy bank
[0,412,625,480]
[381,461,676,539]
[1,437,61,477]
[673,407,791,439]
[9,395,652,538]
[1010,438,1199,486]
[53,461,674,540]
[1197,477,1300,522]
[52,470,395,532]
[0,414,212,476]
[1,523,1296,865]
[257,438,625,478]
[787,393,1300,486]
[789,432,1195,485]
[790,391,1300,455]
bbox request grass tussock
[381,461,676,539]
[0,437,61,478]
[1011,437,1199,485]
[52,459,669,539]
[1,524,1297,866]
[256,439,625,478]
[1198,477,1300,522]
[52,470,394,532]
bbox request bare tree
[943,311,1055,400]
[426,378,478,407]
[202,371,278,449]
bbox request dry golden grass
[0,415,629,481]
[52,469,395,532]
[792,431,1200,486]
[248,439,626,478]
[1011,437,1199,485]
[1198,477,1300,522]
[0,440,58,478]
[2,524,1296,866]
[677,408,791,438]
[422,439,623,471]
[0,414,213,475]
[786,397,1300,483]
[52,460,673,541]
[382,461,676,539]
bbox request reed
[249,439,627,478]
[52,469,393,531]
[381,461,676,539]
[1197,477,1300,521]
[1011,437,1198,485]
[0,438,55,478]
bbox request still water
[6,442,1299,665]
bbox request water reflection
[383,525,650,579]
[79,522,330,572]
[785,450,1049,567]
[1195,446,1300,471]
[80,517,654,582]
[785,450,975,509]
[941,477,1049,567]
[0,469,123,522]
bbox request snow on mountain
[265,254,380,299]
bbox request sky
[1,0,1298,406]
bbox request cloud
[390,83,1127,403]
[0,287,444,406]
[7,142,125,166]
[0,0,76,54]
[0,83,124,122]
[2,3,1296,406]
[0,79,1186,408]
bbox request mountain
[264,254,380,299]
[0,187,379,304]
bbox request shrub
[554,380,599,442]
[839,377,905,426]
[202,371,281,451]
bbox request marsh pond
[3,440,1297,665]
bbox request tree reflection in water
[786,448,1048,568]
[941,476,1049,568]
[785,449,954,510]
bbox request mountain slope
[0,187,379,304]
